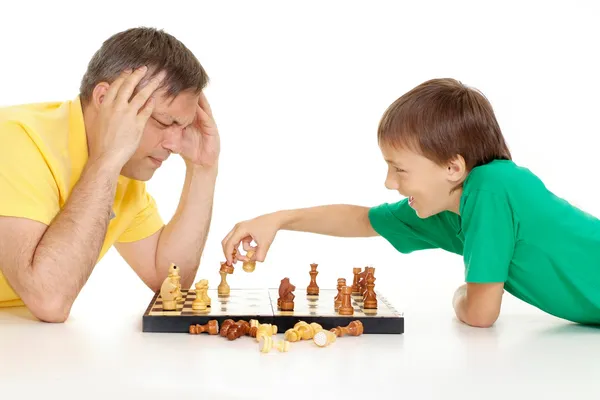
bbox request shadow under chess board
[143,288,404,334]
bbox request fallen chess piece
[259,336,290,353]
[284,321,323,341]
[313,320,364,347]
[249,320,278,342]
[313,330,336,347]
[220,319,250,340]
[189,320,219,335]
[331,320,364,337]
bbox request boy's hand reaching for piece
[221,213,283,266]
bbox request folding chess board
[142,288,404,334]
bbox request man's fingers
[222,226,243,265]
[114,66,150,106]
[241,237,255,252]
[254,242,270,262]
[103,68,133,104]
[130,70,166,112]
[198,92,213,118]
[136,96,156,127]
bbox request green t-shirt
[369,159,600,325]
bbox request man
[0,27,219,323]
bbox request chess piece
[278,277,295,311]
[313,330,336,347]
[331,320,363,337]
[192,282,207,312]
[219,319,235,337]
[254,323,278,342]
[351,267,361,295]
[159,273,179,311]
[242,250,256,272]
[167,263,182,301]
[218,269,230,296]
[307,263,319,295]
[220,260,234,275]
[189,320,219,335]
[259,336,290,353]
[226,320,250,340]
[334,278,346,310]
[198,279,211,307]
[363,271,378,309]
[284,328,302,342]
[338,286,354,315]
[359,268,368,296]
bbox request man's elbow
[27,295,73,323]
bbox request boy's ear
[446,155,467,182]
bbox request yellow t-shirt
[0,97,164,307]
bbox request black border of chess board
[142,288,404,334]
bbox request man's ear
[446,154,467,183]
[90,82,111,109]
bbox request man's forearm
[155,164,217,287]
[30,160,121,311]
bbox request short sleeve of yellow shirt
[0,122,61,225]
[115,187,164,243]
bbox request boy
[221,78,600,328]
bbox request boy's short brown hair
[377,78,511,171]
[79,27,209,105]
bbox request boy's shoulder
[462,158,543,196]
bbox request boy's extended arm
[452,282,504,328]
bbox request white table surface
[2,293,600,400]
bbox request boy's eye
[395,168,406,173]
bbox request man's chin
[120,167,155,182]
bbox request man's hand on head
[179,92,220,169]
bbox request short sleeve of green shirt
[368,199,463,254]
[461,190,516,283]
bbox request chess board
[142,288,404,334]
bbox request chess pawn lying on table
[189,320,219,335]
[313,330,337,347]
[259,336,290,353]
[330,320,364,337]
[313,320,364,347]
[242,250,256,272]
[284,321,323,341]
[250,321,278,342]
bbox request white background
[1,1,600,398]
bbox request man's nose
[162,127,183,154]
